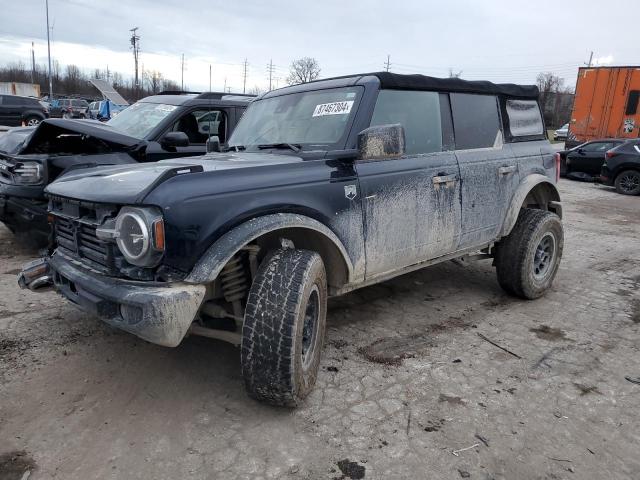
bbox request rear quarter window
[505,99,544,137]
[450,93,501,149]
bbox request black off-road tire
[495,209,563,299]
[241,249,327,407]
[614,170,640,196]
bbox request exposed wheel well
[252,227,349,291]
[522,182,562,217]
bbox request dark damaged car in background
[0,91,253,245]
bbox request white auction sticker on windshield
[312,101,354,117]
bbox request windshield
[228,86,363,150]
[107,101,178,139]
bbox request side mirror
[357,124,405,161]
[206,135,220,153]
[577,148,584,154]
[161,131,189,149]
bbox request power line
[242,58,248,94]
[267,59,275,91]
[129,27,140,95]
[45,0,53,97]
[180,53,185,90]
[384,54,391,72]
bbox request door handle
[432,174,457,185]
[498,165,517,175]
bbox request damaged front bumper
[0,183,49,238]
[21,253,206,347]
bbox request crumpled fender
[185,213,354,284]
[500,174,562,237]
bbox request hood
[45,152,303,204]
[17,118,143,155]
[0,126,37,154]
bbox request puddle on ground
[336,459,366,479]
[529,325,570,341]
[0,451,36,480]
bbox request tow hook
[18,258,53,291]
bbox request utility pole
[586,51,593,67]
[267,59,275,91]
[181,53,185,90]
[384,54,391,72]
[129,27,140,96]
[30,42,36,84]
[45,0,53,98]
[242,58,248,94]
[209,64,212,92]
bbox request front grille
[55,217,112,267]
[50,197,122,276]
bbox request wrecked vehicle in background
[20,72,563,406]
[0,91,253,245]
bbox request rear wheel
[495,209,563,299]
[614,170,640,195]
[25,116,42,126]
[241,249,327,406]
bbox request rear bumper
[0,183,48,236]
[48,252,206,347]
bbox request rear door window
[370,90,442,155]
[450,93,501,149]
[505,99,544,137]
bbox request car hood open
[14,118,143,156]
[45,151,304,204]
[0,126,37,154]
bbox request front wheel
[614,170,640,196]
[495,209,563,299]
[241,249,327,406]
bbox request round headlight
[115,211,150,261]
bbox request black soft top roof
[370,72,538,98]
[269,71,539,99]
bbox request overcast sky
[0,0,636,93]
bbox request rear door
[452,93,515,249]
[357,90,461,278]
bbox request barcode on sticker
[312,101,354,117]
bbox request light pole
[46,0,53,98]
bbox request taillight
[606,151,617,159]
[554,152,560,182]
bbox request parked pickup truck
[20,72,563,406]
[0,91,253,245]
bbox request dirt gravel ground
[0,180,639,480]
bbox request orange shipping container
[567,66,640,148]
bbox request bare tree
[448,68,463,78]
[286,57,321,85]
[248,84,266,95]
[144,70,164,94]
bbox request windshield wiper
[257,143,301,152]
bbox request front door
[568,141,613,175]
[356,90,461,279]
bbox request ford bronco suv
[19,72,563,406]
[0,92,253,246]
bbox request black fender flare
[185,213,355,285]
[499,174,562,237]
